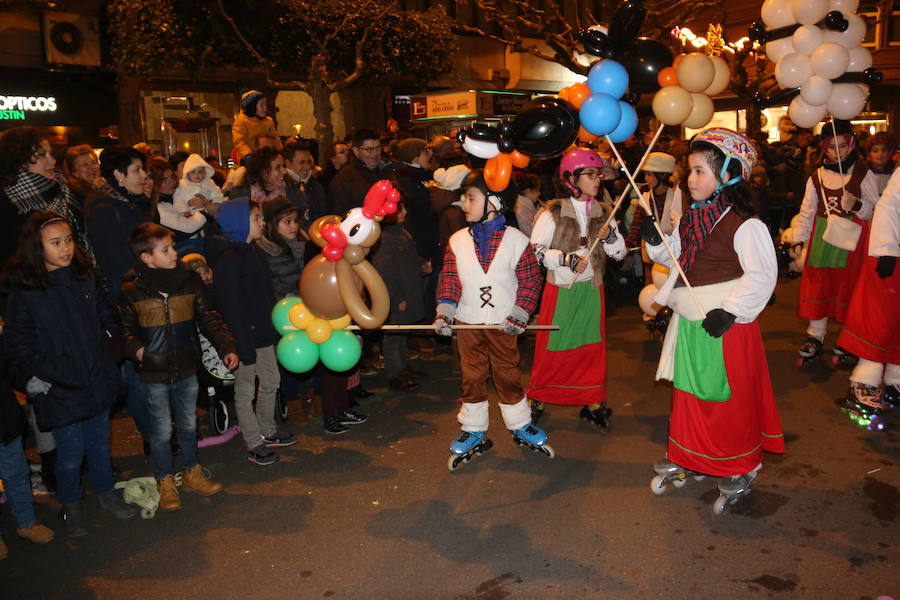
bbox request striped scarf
[678,197,727,275]
[2,169,75,219]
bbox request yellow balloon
[676,53,715,93]
[307,318,333,344]
[329,314,352,330]
[288,303,314,330]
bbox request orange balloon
[568,82,591,109]
[557,86,572,102]
[510,150,530,169]
[484,153,513,192]
[657,66,679,88]
[577,126,599,145]
[673,54,685,69]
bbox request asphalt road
[2,276,898,599]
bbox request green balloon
[277,331,320,373]
[319,331,362,372]
[271,296,302,334]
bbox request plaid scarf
[2,169,76,219]
[678,197,728,276]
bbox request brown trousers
[457,325,523,405]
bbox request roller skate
[831,345,858,369]
[837,383,887,431]
[796,336,823,368]
[510,423,555,458]
[882,384,899,410]
[713,464,762,515]
[447,430,493,471]
[649,459,706,495]
[528,398,545,424]
[579,403,612,431]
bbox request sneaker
[16,523,54,544]
[247,444,279,466]
[324,417,349,435]
[336,409,368,425]
[262,432,297,447]
[181,464,223,496]
[157,474,182,511]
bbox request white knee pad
[458,401,489,432]
[499,398,531,431]
[850,358,884,387]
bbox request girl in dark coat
[3,212,135,537]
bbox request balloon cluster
[575,59,639,142]
[272,180,399,374]
[458,97,578,191]
[651,53,730,128]
[750,0,883,127]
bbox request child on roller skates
[641,128,784,514]
[834,168,900,430]
[527,148,625,430]
[433,170,548,470]
[789,120,881,368]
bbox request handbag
[818,173,861,251]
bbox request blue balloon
[579,93,622,136]
[607,101,638,143]
[587,60,629,99]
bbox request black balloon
[824,10,849,32]
[497,136,516,154]
[467,123,498,142]
[497,118,514,138]
[621,38,673,94]
[608,0,647,52]
[622,90,642,105]
[832,68,883,86]
[511,96,579,159]
[579,28,610,57]
[748,21,767,43]
[752,87,800,110]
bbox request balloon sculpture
[750,0,882,127]
[272,180,399,373]
[652,52,730,129]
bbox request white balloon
[800,76,833,106]
[792,25,823,56]
[789,95,828,128]
[762,0,796,28]
[703,55,731,96]
[810,43,850,79]
[847,46,873,72]
[651,264,669,289]
[638,284,660,317]
[766,38,796,64]
[827,83,868,120]
[829,0,859,13]
[775,53,813,89]
[824,13,867,48]
[462,137,500,160]
[792,0,829,25]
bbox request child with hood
[172,154,224,218]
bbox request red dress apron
[836,255,900,365]
[798,163,871,322]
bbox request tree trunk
[745,104,762,137]
[116,76,144,146]
[311,78,334,150]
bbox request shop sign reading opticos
[0,96,58,121]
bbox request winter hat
[241,90,264,117]
[181,153,214,182]
[215,198,251,243]
[396,138,428,164]
[262,196,296,223]
[432,164,471,191]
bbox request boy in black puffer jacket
[119,223,237,511]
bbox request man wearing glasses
[327,128,385,216]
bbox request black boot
[61,501,87,537]
[96,490,137,519]
[39,450,56,494]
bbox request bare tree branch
[334,1,395,90]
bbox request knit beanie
[241,90,264,117]
[215,198,251,243]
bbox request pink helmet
[558,148,615,198]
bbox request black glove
[640,215,662,246]
[702,308,736,338]
[876,255,896,279]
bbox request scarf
[2,169,76,218]
[469,215,506,262]
[250,182,285,205]
[136,263,190,294]
[822,150,858,173]
[678,197,728,276]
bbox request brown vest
[676,209,749,287]
[547,198,608,288]
[811,161,867,218]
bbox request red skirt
[527,283,606,406]
[667,321,784,477]
[837,255,900,365]
[798,218,870,322]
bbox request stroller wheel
[276,390,289,422]
[209,398,230,435]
